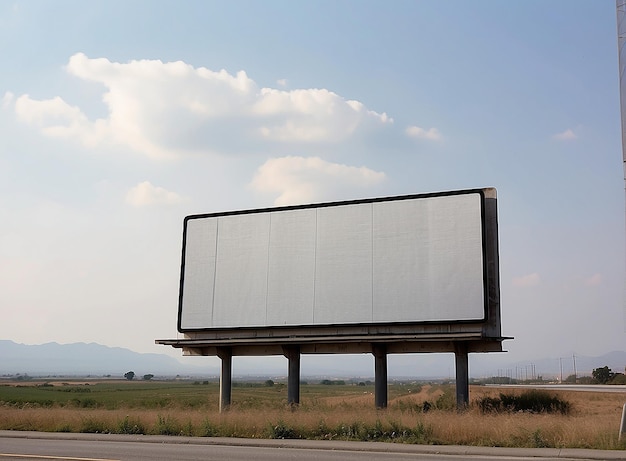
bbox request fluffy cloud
[405,125,442,141]
[15,94,107,148]
[2,91,14,108]
[12,53,392,159]
[552,128,577,141]
[250,156,386,206]
[254,88,391,142]
[512,272,540,287]
[126,181,185,207]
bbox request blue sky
[0,0,623,377]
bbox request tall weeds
[0,384,624,449]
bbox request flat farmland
[0,379,625,450]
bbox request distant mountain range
[0,340,217,378]
[1,340,624,380]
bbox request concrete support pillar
[283,346,301,406]
[217,347,232,412]
[454,342,469,411]
[372,344,388,409]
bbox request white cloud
[12,53,392,159]
[276,78,288,87]
[15,94,107,148]
[1,91,14,108]
[512,272,540,287]
[405,125,442,141]
[584,273,602,287]
[254,88,392,142]
[552,128,577,141]
[125,181,185,207]
[250,156,386,206]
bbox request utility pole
[616,0,626,346]
[618,0,626,191]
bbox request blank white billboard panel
[180,218,217,328]
[212,214,270,327]
[266,209,316,325]
[371,195,483,322]
[179,190,490,331]
[314,204,373,324]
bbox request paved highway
[490,384,626,393]
[1,432,625,461]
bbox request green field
[0,380,222,410]
[0,380,397,410]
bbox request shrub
[392,399,425,413]
[60,387,91,393]
[200,419,218,437]
[269,420,299,439]
[155,415,181,436]
[610,373,626,384]
[434,387,456,410]
[78,398,98,408]
[117,416,145,434]
[337,421,367,440]
[81,418,109,434]
[476,396,502,413]
[477,390,571,414]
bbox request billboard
[178,188,497,332]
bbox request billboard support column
[217,347,232,412]
[454,342,469,411]
[283,346,301,406]
[372,344,388,409]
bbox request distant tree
[564,374,577,384]
[592,366,613,384]
[264,379,275,387]
[143,374,154,381]
[124,371,135,381]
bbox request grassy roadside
[0,380,625,450]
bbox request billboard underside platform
[157,321,508,356]
[156,334,506,357]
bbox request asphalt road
[1,432,625,461]
[491,385,626,393]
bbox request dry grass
[1,383,625,450]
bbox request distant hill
[1,340,624,380]
[0,340,218,377]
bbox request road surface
[1,431,625,461]
[490,384,626,393]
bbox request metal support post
[372,344,388,409]
[217,347,232,412]
[283,346,301,406]
[454,342,469,411]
